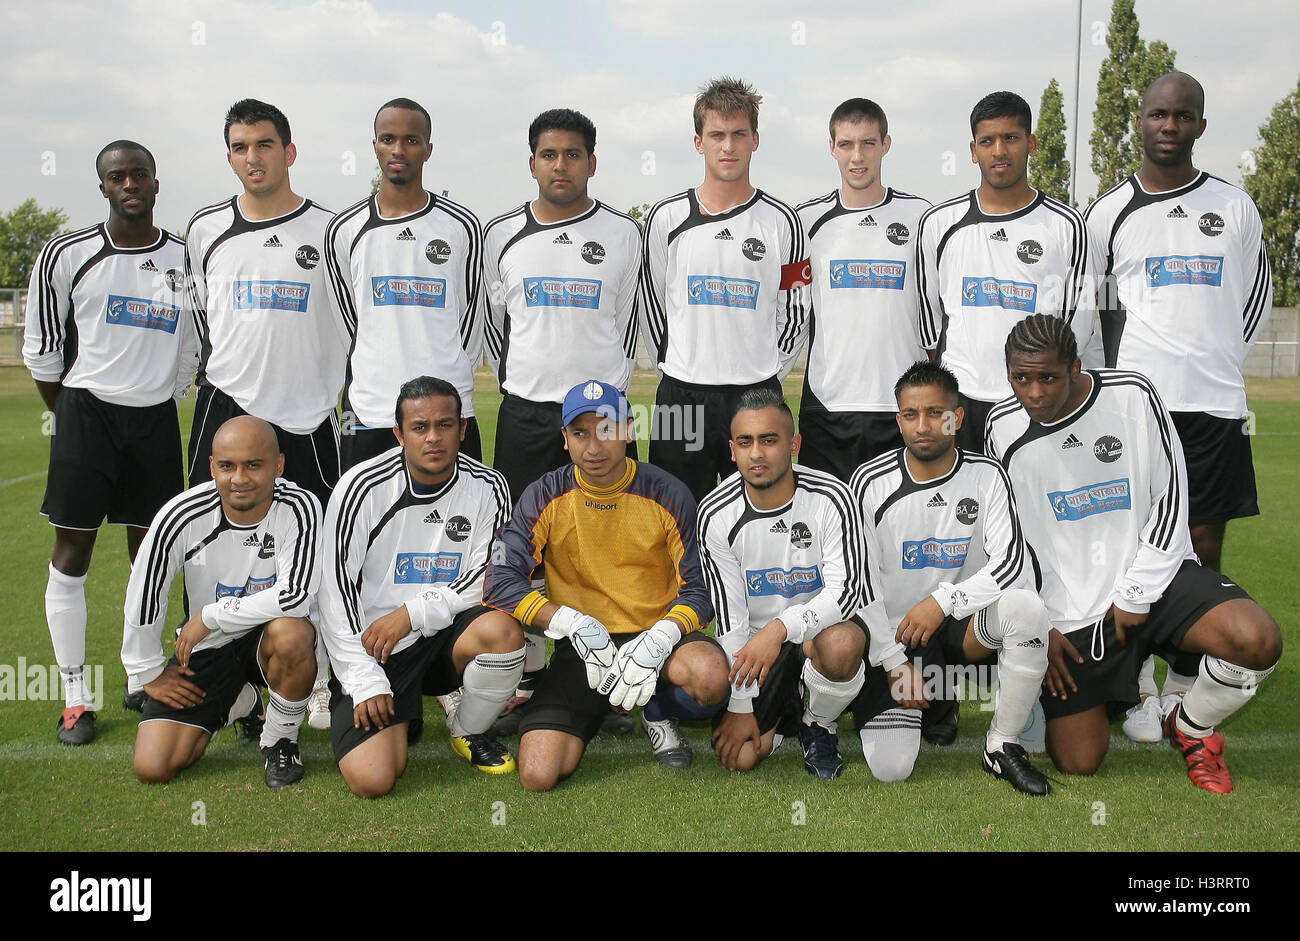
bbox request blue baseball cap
[562,379,629,427]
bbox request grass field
[0,366,1296,853]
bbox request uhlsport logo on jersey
[214,573,277,599]
[745,565,823,598]
[371,276,447,308]
[829,259,906,291]
[686,275,760,309]
[522,277,602,309]
[902,537,970,570]
[1145,255,1223,288]
[1048,478,1131,522]
[394,552,462,584]
[961,276,1037,312]
[233,280,310,313]
[105,295,180,334]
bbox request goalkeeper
[484,379,728,791]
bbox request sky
[2,0,1297,239]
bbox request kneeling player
[699,388,875,779]
[123,417,320,788]
[318,377,524,798]
[485,380,729,791]
[849,362,1051,794]
[987,315,1282,792]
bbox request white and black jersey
[918,189,1101,403]
[23,224,193,406]
[639,188,810,386]
[184,197,347,434]
[121,479,322,692]
[797,188,931,411]
[482,200,640,403]
[986,369,1196,635]
[318,450,510,706]
[1083,172,1272,418]
[850,448,1031,666]
[697,466,871,709]
[325,192,484,428]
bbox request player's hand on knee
[711,710,761,771]
[362,606,412,664]
[354,694,395,731]
[599,619,679,709]
[1044,628,1082,699]
[143,665,205,710]
[174,612,212,669]
[895,596,944,649]
[545,605,615,688]
[887,661,929,710]
[1104,603,1148,647]
[730,620,785,689]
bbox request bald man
[122,416,323,788]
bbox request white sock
[859,708,921,782]
[976,589,1049,752]
[1136,655,1158,701]
[1162,668,1196,698]
[260,689,308,748]
[313,627,330,687]
[45,563,90,709]
[802,658,864,731]
[225,683,260,728]
[451,647,525,737]
[523,630,545,674]
[1177,656,1276,738]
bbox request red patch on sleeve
[780,259,812,290]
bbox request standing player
[183,99,347,509]
[848,362,1051,794]
[318,377,525,798]
[698,388,873,779]
[482,108,641,505]
[918,91,1101,453]
[326,97,485,471]
[123,417,320,788]
[484,380,728,790]
[640,76,811,503]
[24,140,191,744]
[796,98,931,479]
[986,315,1281,793]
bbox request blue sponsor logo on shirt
[394,552,462,584]
[829,259,906,290]
[1048,478,1131,522]
[214,574,277,599]
[745,565,824,599]
[686,275,760,309]
[232,280,310,312]
[1144,255,1223,288]
[522,277,602,309]
[901,537,970,570]
[960,276,1037,312]
[105,295,180,334]
[371,276,447,308]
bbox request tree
[627,202,652,227]
[1031,78,1071,204]
[1089,0,1178,198]
[0,199,68,287]
[1242,77,1300,306]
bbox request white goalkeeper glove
[545,605,615,689]
[598,619,681,710]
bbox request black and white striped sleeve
[21,231,80,381]
[777,478,866,645]
[1240,200,1273,345]
[774,198,810,378]
[934,460,1027,620]
[324,205,360,341]
[916,204,945,351]
[636,198,672,370]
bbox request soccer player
[848,362,1051,794]
[640,76,811,503]
[123,417,320,788]
[796,98,932,480]
[183,99,347,509]
[918,91,1101,453]
[318,377,524,798]
[698,388,873,779]
[986,315,1281,793]
[24,140,191,745]
[484,380,727,790]
[325,97,485,471]
[482,108,641,505]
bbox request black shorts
[341,419,482,472]
[956,394,996,455]
[649,373,781,504]
[711,638,807,738]
[42,386,183,530]
[850,614,977,729]
[329,604,489,762]
[796,407,902,484]
[1171,411,1258,524]
[139,626,271,735]
[1040,560,1253,720]
[188,384,340,510]
[520,631,723,743]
